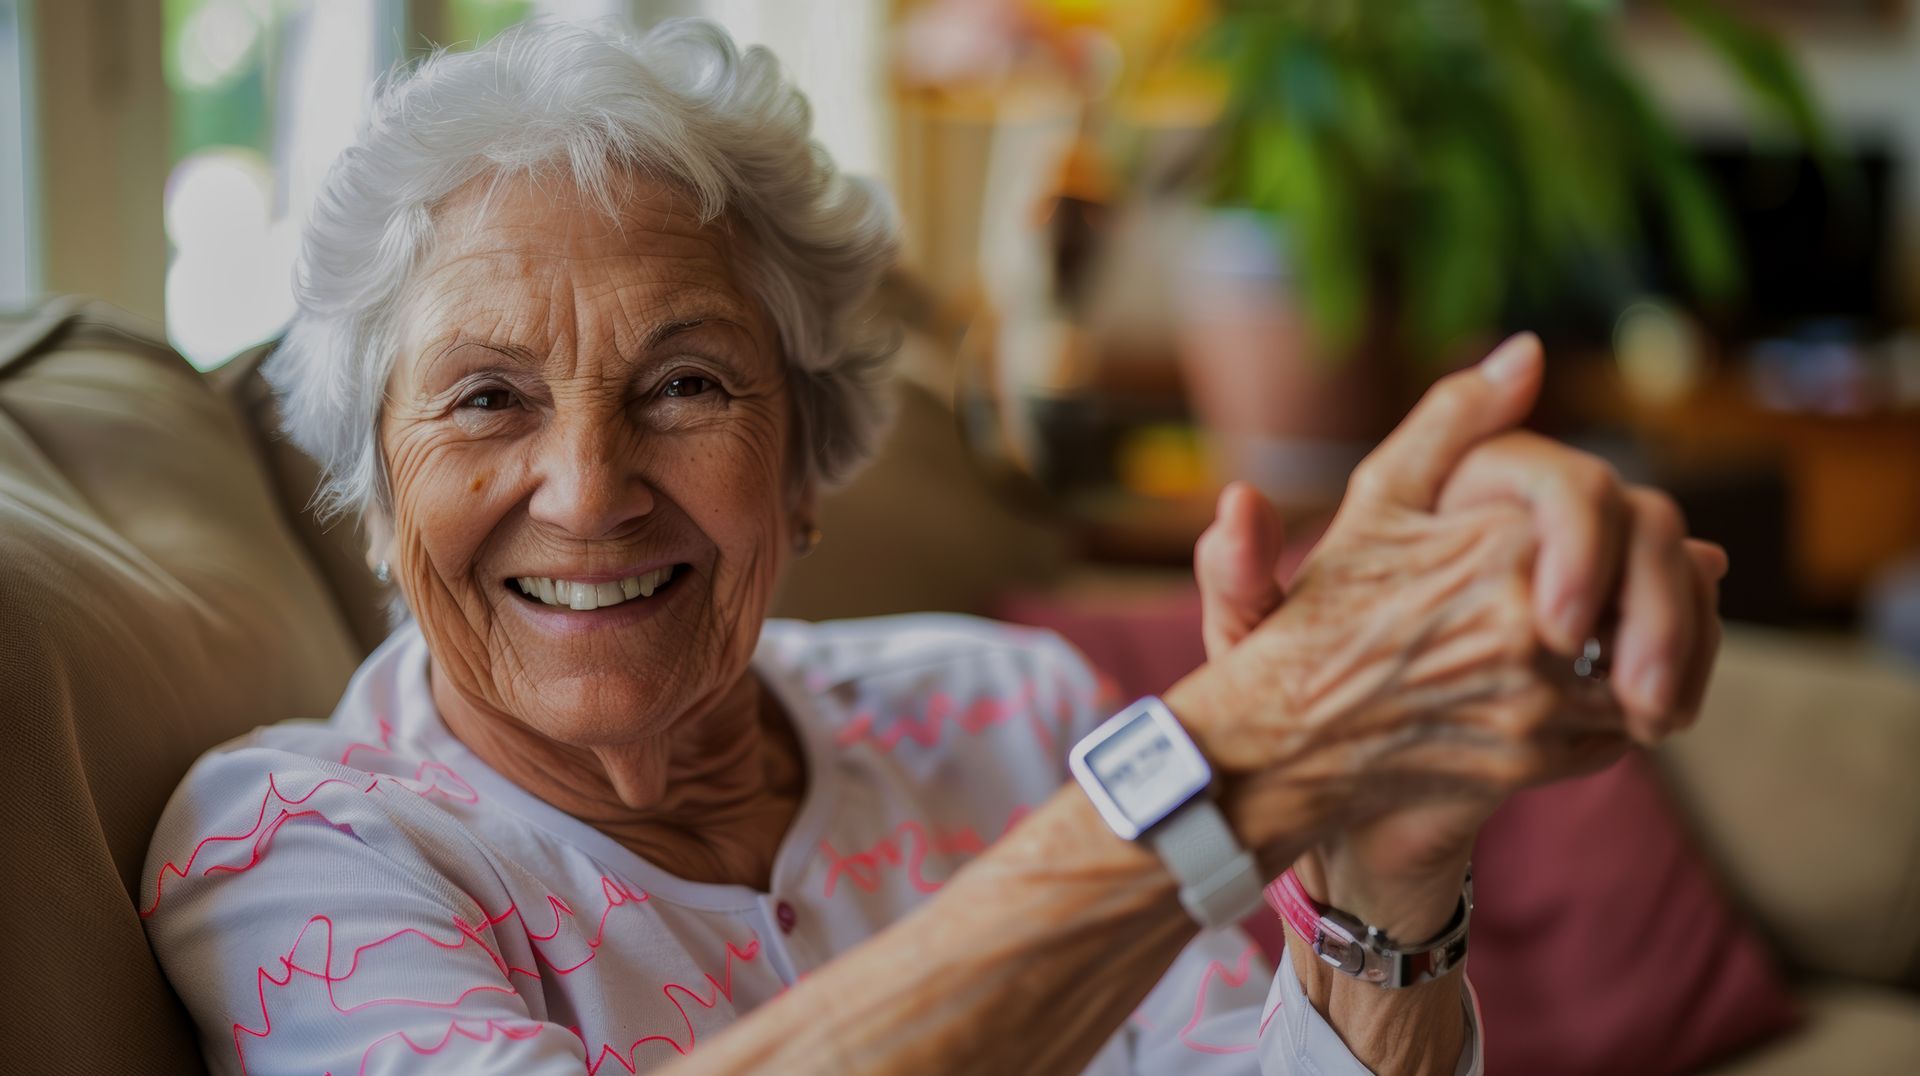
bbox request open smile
[504,564,688,611]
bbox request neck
[430,664,807,891]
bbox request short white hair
[268,18,900,521]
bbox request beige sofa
[3,298,1917,1072]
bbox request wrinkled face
[380,171,799,747]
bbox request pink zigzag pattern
[820,805,1032,898]
[1177,942,1264,1055]
[226,872,658,1074]
[143,720,479,919]
[232,913,523,1073]
[350,935,760,1075]
[141,772,376,919]
[578,937,763,1074]
[356,1019,548,1076]
[834,683,1076,757]
[338,715,479,803]
[157,717,766,1073]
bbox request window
[158,0,884,369]
[0,0,34,310]
[162,0,401,369]
[447,0,629,43]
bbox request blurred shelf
[1566,362,1920,607]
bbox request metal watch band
[1148,798,1266,930]
[1268,866,1474,988]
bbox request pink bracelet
[1264,866,1474,989]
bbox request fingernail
[1481,333,1539,383]
[1558,609,1589,653]
[1636,663,1673,713]
[1550,586,1590,646]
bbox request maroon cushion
[997,585,1800,1073]
[1469,752,1801,1074]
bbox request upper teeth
[514,567,675,610]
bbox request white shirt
[143,614,1482,1074]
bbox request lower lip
[503,571,690,634]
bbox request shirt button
[775,900,798,934]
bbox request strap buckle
[1271,867,1474,989]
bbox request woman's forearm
[1289,943,1469,1076]
[678,666,1472,1075]
[1285,853,1471,1076]
[680,667,1336,1072]
[675,786,1214,1073]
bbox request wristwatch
[1068,696,1265,930]
[1267,866,1474,988]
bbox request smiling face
[380,171,801,750]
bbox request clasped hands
[1167,333,1726,945]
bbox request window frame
[0,0,40,310]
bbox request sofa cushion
[1470,751,1803,1075]
[212,340,391,655]
[0,299,364,1069]
[770,347,1071,621]
[1659,626,1920,988]
[1703,981,1920,1076]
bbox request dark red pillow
[996,587,1801,1074]
[1468,752,1800,1075]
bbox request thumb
[1196,481,1287,660]
[1684,538,1730,582]
[1347,332,1544,512]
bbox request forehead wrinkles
[389,172,790,411]
[401,223,767,384]
[404,269,765,391]
[413,168,745,302]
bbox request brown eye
[663,375,713,398]
[459,387,516,411]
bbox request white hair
[267,18,900,521]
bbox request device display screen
[1083,715,1207,831]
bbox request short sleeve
[141,749,586,1075]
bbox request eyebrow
[421,334,537,372]
[645,317,710,349]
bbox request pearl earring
[374,560,391,584]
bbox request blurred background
[3,4,1920,1074]
[3,0,1919,650]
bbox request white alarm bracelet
[1068,696,1265,930]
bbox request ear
[791,481,819,543]
[784,431,817,528]
[363,506,394,573]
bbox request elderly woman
[142,19,1725,1076]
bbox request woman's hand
[1190,333,1726,940]
[681,335,1726,1076]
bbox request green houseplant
[1204,0,1829,362]
[1161,0,1827,510]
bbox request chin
[508,671,692,748]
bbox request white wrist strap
[1149,798,1265,930]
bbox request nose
[526,412,656,540]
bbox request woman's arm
[683,337,1717,1075]
[142,750,594,1075]
[677,711,1316,1074]
[1193,334,1721,1076]
[680,612,1485,1076]
[1281,863,1474,1076]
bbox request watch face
[1083,711,1209,831]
